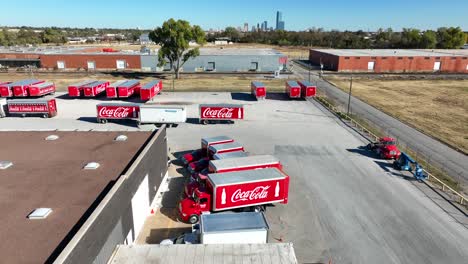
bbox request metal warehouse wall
[54,128,168,264]
[141,54,283,72]
[338,56,468,73]
[40,54,141,69]
[309,50,340,71]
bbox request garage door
[116,60,126,69]
[130,174,149,243]
[434,61,441,71]
[367,61,375,71]
[87,61,96,70]
[57,61,65,69]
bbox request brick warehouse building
[309,49,468,73]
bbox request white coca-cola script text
[231,186,270,203]
[202,107,235,118]
[99,107,131,118]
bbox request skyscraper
[276,11,282,30]
[243,23,249,32]
[264,21,268,31]
[276,11,285,30]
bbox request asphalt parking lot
[1,92,467,263]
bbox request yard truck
[181,136,234,165]
[366,137,401,159]
[179,167,290,224]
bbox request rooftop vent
[28,208,52,219]
[0,161,13,169]
[84,162,100,170]
[114,135,128,142]
[45,135,59,141]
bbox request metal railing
[314,95,466,206]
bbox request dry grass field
[327,77,468,153]
[0,73,289,92]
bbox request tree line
[211,27,467,49]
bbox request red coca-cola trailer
[209,155,282,173]
[11,79,45,97]
[6,98,57,118]
[199,104,244,125]
[0,82,13,97]
[28,82,56,97]
[179,168,290,223]
[298,80,316,98]
[140,80,162,101]
[208,142,244,158]
[285,81,301,99]
[117,80,140,98]
[83,81,109,97]
[182,136,235,165]
[68,80,97,97]
[106,80,127,99]
[251,81,266,100]
[96,103,140,124]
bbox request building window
[425,57,430,60]
[371,57,377,59]
[57,61,65,69]
[462,57,467,60]
[381,57,387,60]
[397,57,403,60]
[356,57,361,59]
[250,62,258,71]
[206,62,215,71]
[451,57,457,60]
[408,57,414,60]
[116,60,126,69]
[344,57,350,60]
[87,61,96,70]
[435,57,441,59]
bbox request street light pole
[347,75,353,115]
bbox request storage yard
[326,77,468,154]
[1,89,467,263]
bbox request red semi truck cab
[298,80,316,98]
[179,168,290,224]
[251,81,266,100]
[182,136,234,165]
[368,137,401,159]
[285,81,301,99]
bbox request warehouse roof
[0,131,151,264]
[197,48,283,56]
[311,49,468,57]
[109,243,298,264]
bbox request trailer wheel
[42,114,49,118]
[189,215,199,224]
[21,113,26,118]
[202,119,209,125]
[254,205,266,212]
[100,119,107,124]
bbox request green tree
[40,28,67,44]
[401,28,421,48]
[436,27,466,49]
[420,30,437,49]
[149,19,205,79]
[223,27,240,42]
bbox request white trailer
[138,104,187,127]
[199,212,269,244]
[0,98,6,117]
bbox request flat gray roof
[208,168,286,186]
[312,49,468,57]
[198,48,283,56]
[210,155,279,171]
[109,243,298,264]
[201,212,268,233]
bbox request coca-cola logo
[231,186,270,203]
[99,107,131,118]
[203,107,234,118]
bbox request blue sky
[0,0,466,31]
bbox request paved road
[293,62,468,190]
[161,92,468,263]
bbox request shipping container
[28,82,56,97]
[83,81,109,97]
[96,102,140,124]
[140,80,162,101]
[251,81,266,100]
[199,104,244,125]
[285,81,301,99]
[117,80,140,98]
[105,80,127,99]
[68,80,97,97]
[6,98,57,118]
[138,104,186,126]
[298,80,316,98]
[11,79,45,97]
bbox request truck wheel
[189,215,199,224]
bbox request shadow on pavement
[77,117,139,127]
[230,92,256,102]
[145,227,193,244]
[266,92,290,101]
[374,160,416,181]
[346,148,376,159]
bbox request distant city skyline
[0,0,467,31]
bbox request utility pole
[308,65,311,82]
[347,75,353,115]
